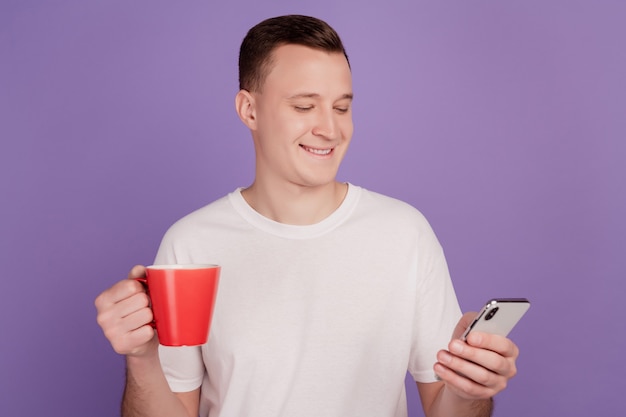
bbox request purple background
[1,1,624,416]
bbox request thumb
[452,311,477,340]
[127,264,147,280]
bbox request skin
[417,313,518,417]
[94,44,519,417]
[95,266,199,417]
[236,44,355,225]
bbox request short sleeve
[408,225,462,382]
[159,345,205,392]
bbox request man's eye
[294,106,313,112]
[335,107,349,114]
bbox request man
[95,15,519,417]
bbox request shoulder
[161,192,235,240]
[351,186,443,248]
[355,187,430,226]
[348,186,446,262]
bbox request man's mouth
[300,145,333,156]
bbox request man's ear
[235,90,257,130]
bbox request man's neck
[241,181,348,225]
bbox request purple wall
[1,1,624,416]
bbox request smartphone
[461,298,530,341]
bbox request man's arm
[416,312,519,417]
[417,381,492,417]
[122,353,199,417]
[95,265,200,417]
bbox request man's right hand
[95,265,158,357]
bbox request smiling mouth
[300,145,333,156]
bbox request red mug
[140,264,220,346]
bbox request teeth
[304,146,332,155]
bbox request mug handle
[133,277,156,329]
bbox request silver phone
[461,298,530,341]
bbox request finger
[95,279,145,310]
[110,322,156,356]
[127,264,147,279]
[94,266,147,310]
[433,360,497,400]
[117,291,152,320]
[452,311,478,340]
[98,302,155,355]
[96,292,153,333]
[448,338,517,381]
[460,311,477,330]
[466,331,520,359]
[438,344,511,399]
[119,305,154,333]
[100,305,153,336]
[123,325,157,356]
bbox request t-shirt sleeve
[407,222,462,383]
[158,345,205,392]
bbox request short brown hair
[238,15,350,92]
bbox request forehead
[261,44,352,96]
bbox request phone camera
[485,307,499,321]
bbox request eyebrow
[287,93,354,101]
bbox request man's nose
[311,108,338,139]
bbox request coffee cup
[139,264,220,346]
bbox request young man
[95,15,519,417]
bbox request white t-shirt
[155,184,461,417]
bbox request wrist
[437,385,493,417]
[126,344,160,369]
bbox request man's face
[250,44,354,189]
